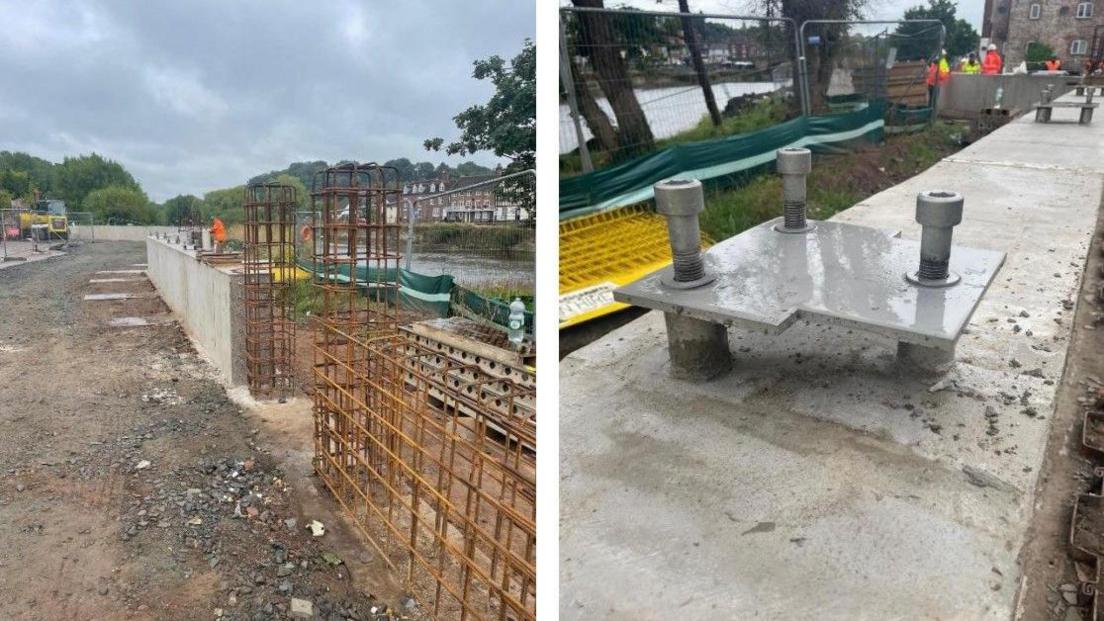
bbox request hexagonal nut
[654,179,704,217]
[776,147,812,175]
[915,190,963,228]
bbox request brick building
[443,174,530,224]
[983,0,1103,68]
[401,175,449,222]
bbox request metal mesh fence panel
[242,183,297,399]
[404,170,535,319]
[560,7,800,172]
[799,20,944,121]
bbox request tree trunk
[572,0,656,156]
[565,52,619,153]
[678,0,722,126]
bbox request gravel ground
[0,242,417,621]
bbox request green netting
[560,101,887,220]
[452,285,535,335]
[296,258,523,330]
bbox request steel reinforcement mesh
[243,183,297,398]
[311,163,536,620]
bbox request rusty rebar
[243,183,296,398]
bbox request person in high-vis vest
[927,52,950,106]
[210,216,226,252]
[960,52,981,74]
[982,44,1003,75]
[1044,56,1062,71]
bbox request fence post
[559,11,594,173]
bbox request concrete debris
[307,520,325,537]
[289,597,313,619]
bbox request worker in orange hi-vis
[210,216,226,252]
[982,43,1003,75]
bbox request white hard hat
[988,43,997,51]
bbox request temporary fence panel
[799,19,945,128]
[66,211,95,243]
[560,7,801,173]
[405,170,535,326]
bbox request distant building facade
[983,0,1103,68]
[401,175,450,222]
[443,175,531,224]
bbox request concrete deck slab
[108,316,174,327]
[560,106,1104,619]
[95,269,146,275]
[83,293,156,301]
[89,277,147,283]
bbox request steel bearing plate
[613,218,1005,349]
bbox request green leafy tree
[163,194,203,226]
[425,39,535,175]
[896,0,979,59]
[1026,41,1056,63]
[0,189,12,210]
[83,185,157,224]
[273,173,309,212]
[202,186,246,225]
[0,151,56,196]
[54,154,139,209]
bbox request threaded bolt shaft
[913,190,963,284]
[654,179,706,283]
[777,147,812,231]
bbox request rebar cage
[242,183,297,398]
[311,162,536,620]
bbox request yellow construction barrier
[559,204,712,329]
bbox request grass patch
[699,121,965,241]
[412,222,534,254]
[560,94,790,177]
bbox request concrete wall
[937,72,1074,119]
[73,225,178,241]
[145,236,246,385]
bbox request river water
[408,252,534,289]
[559,80,782,153]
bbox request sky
[0,1,534,201]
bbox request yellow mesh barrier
[559,204,712,328]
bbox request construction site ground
[560,93,1104,619]
[0,242,419,620]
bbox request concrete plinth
[561,90,1104,619]
[663,313,731,381]
[145,237,246,385]
[897,340,955,374]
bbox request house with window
[401,175,450,222]
[442,174,531,224]
[983,0,1102,68]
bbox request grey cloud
[0,0,534,200]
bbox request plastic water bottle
[994,86,1004,109]
[508,298,526,347]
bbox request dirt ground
[0,241,418,620]
[1016,196,1104,620]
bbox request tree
[202,186,246,225]
[568,1,655,155]
[163,194,203,226]
[0,189,12,210]
[53,154,139,210]
[1026,41,1056,64]
[425,39,536,175]
[896,0,979,59]
[82,185,157,224]
[272,174,309,212]
[679,0,722,127]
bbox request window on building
[1072,39,1089,55]
[1077,2,1093,18]
[1029,3,1041,18]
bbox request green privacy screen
[297,258,530,333]
[560,101,888,220]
